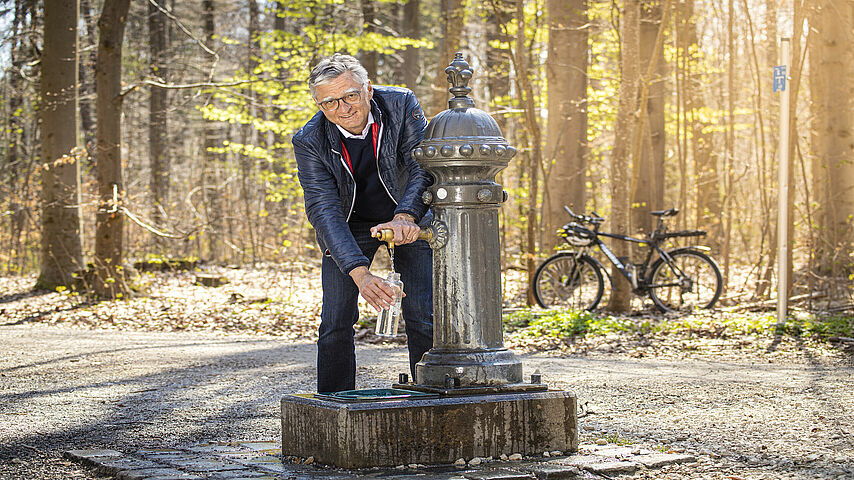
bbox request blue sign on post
[773,65,787,92]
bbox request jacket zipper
[374,122,398,205]
[333,147,356,222]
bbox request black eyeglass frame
[316,85,366,111]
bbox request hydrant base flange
[392,382,548,395]
[415,348,523,387]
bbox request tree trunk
[240,0,260,264]
[202,0,224,262]
[37,0,84,290]
[674,1,687,230]
[543,0,588,252]
[487,0,513,133]
[681,0,720,250]
[432,0,464,115]
[630,0,667,235]
[361,0,378,80]
[274,0,286,31]
[79,0,97,158]
[721,0,735,294]
[756,0,780,298]
[148,0,169,253]
[402,0,420,91]
[93,0,131,298]
[784,1,805,296]
[512,0,544,306]
[810,0,854,277]
[7,0,26,274]
[606,0,640,313]
[486,0,514,270]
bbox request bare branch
[147,0,219,82]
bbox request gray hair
[308,53,370,98]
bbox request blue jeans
[317,224,434,393]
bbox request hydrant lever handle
[373,228,434,243]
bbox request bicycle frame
[539,206,721,312]
[576,231,681,294]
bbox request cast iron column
[413,53,523,387]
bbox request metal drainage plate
[315,388,440,403]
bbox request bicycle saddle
[651,208,679,217]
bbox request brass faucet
[372,228,434,247]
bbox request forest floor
[1,261,851,360]
[1,263,853,479]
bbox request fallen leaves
[0,263,323,340]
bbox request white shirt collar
[336,112,375,140]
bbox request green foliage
[776,313,854,339]
[504,308,629,338]
[653,313,853,341]
[505,309,853,342]
[603,433,635,446]
[653,313,774,336]
[198,0,433,244]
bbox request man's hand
[350,266,397,311]
[371,213,420,245]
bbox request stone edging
[64,441,697,479]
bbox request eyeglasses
[317,89,363,111]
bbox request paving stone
[144,476,203,480]
[137,449,184,456]
[232,455,282,465]
[66,439,706,480]
[187,444,248,454]
[583,461,638,475]
[94,458,163,475]
[220,477,279,480]
[378,474,470,480]
[462,468,535,479]
[115,467,182,479]
[137,453,191,462]
[586,446,636,457]
[213,450,263,459]
[634,453,697,468]
[167,459,247,473]
[235,442,279,452]
[116,468,194,480]
[65,449,124,461]
[286,471,374,480]
[205,470,274,479]
[548,455,605,467]
[230,455,290,473]
[520,463,582,479]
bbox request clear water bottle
[375,272,403,336]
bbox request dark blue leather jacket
[293,86,432,274]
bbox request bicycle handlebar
[564,205,605,225]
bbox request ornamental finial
[445,52,475,109]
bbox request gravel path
[1,323,852,479]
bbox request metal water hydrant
[408,53,524,388]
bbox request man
[292,54,434,393]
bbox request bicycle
[532,206,723,313]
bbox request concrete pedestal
[280,390,577,469]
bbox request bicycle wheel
[533,253,604,310]
[647,249,722,313]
